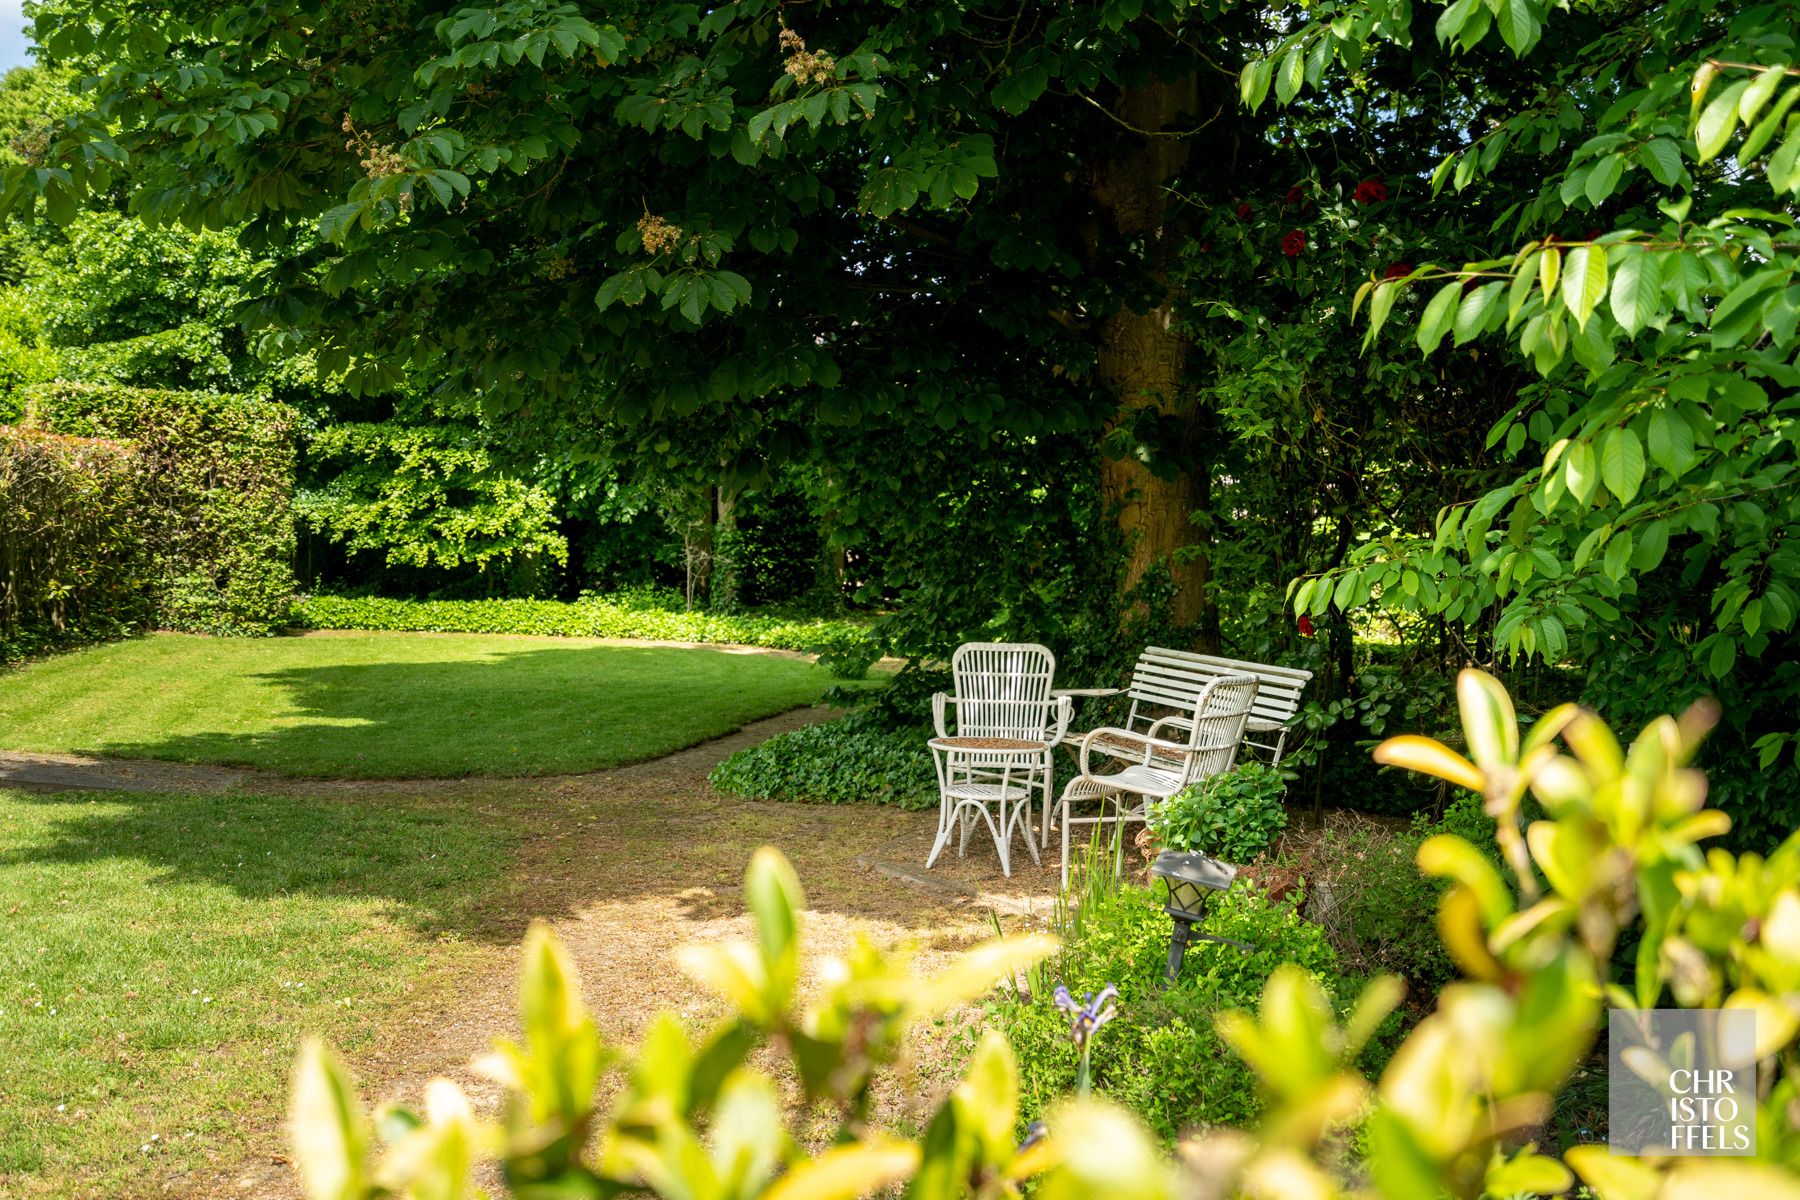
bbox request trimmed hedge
[26,382,298,635]
[0,424,155,658]
[292,593,880,664]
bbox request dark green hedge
[0,424,156,659]
[292,593,881,670]
[25,382,297,635]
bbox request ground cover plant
[0,786,508,1197]
[708,708,936,809]
[0,632,836,777]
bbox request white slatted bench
[1054,647,1314,773]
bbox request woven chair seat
[930,736,1048,752]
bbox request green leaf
[1707,634,1737,678]
[289,1039,368,1200]
[1638,138,1684,187]
[1494,0,1541,56]
[1695,81,1750,164]
[1560,245,1608,329]
[1564,439,1598,507]
[1602,528,1633,580]
[1239,58,1272,110]
[1417,281,1462,354]
[1739,85,1800,165]
[1599,426,1645,503]
[1632,518,1670,570]
[1453,281,1503,345]
[1740,65,1787,125]
[1584,153,1625,206]
[1274,44,1306,104]
[1607,249,1661,336]
[1539,244,1560,302]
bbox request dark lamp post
[1150,850,1252,985]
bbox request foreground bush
[708,709,936,809]
[291,669,1800,1199]
[0,424,153,658]
[995,877,1340,1143]
[294,593,881,675]
[26,381,298,635]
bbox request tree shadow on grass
[79,643,829,779]
[0,788,521,941]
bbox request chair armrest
[1047,695,1073,746]
[1078,726,1197,775]
[1146,714,1193,741]
[931,692,950,739]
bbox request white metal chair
[926,642,1072,877]
[1048,652,1313,852]
[1056,673,1258,887]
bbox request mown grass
[0,786,512,1197]
[0,632,835,778]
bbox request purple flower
[1052,984,1118,1050]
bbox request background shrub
[25,381,298,635]
[1147,761,1291,864]
[0,424,153,658]
[293,591,879,666]
[707,709,936,809]
[1285,794,1505,996]
[991,877,1342,1143]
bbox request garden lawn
[0,786,511,1197]
[0,632,838,778]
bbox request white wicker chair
[926,642,1072,877]
[1056,673,1258,887]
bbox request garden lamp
[1150,850,1251,985]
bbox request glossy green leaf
[1560,245,1607,329]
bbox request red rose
[1199,243,1210,253]
[1382,261,1415,280]
[1354,178,1389,204]
[1281,229,1306,257]
[1283,185,1304,206]
[1298,615,1315,637]
[1236,202,1252,219]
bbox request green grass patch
[0,632,837,778]
[0,787,509,1195]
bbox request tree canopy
[5,0,1796,832]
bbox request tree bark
[1089,75,1214,643]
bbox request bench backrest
[1125,647,1313,731]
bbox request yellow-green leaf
[1560,245,1608,329]
[289,1038,370,1200]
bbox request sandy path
[161,710,1063,1198]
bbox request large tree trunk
[1089,75,1214,644]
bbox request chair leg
[1040,755,1055,848]
[926,747,953,869]
[1060,802,1071,891]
